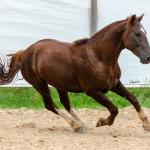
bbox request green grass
[0,87,149,109]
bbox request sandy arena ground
[0,107,150,150]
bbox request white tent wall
[0,0,149,86]
[0,0,90,86]
[98,0,150,86]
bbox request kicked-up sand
[0,107,150,150]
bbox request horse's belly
[40,68,82,92]
[47,79,82,92]
[79,72,119,93]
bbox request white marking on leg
[70,108,86,126]
[137,109,150,131]
[56,109,81,130]
[138,109,149,123]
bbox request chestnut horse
[0,14,150,132]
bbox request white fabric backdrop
[0,0,149,86]
[0,0,90,86]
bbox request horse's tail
[0,50,25,85]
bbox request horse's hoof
[96,120,101,127]
[96,118,105,127]
[143,123,150,131]
[74,126,87,133]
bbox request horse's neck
[87,23,125,66]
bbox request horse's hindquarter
[35,40,82,91]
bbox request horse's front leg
[86,91,118,127]
[111,81,150,131]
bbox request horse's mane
[73,38,89,46]
[89,19,127,41]
[73,18,127,47]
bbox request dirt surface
[0,107,150,150]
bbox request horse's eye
[135,33,140,37]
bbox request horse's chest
[95,71,118,87]
[79,64,119,92]
[105,74,118,88]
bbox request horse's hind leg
[34,82,84,132]
[23,75,82,132]
[57,89,87,129]
[86,91,118,127]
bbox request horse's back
[23,38,74,69]
[34,38,72,48]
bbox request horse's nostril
[147,56,150,61]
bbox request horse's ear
[127,14,137,27]
[138,14,144,22]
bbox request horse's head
[122,14,150,64]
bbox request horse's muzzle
[140,56,150,64]
[146,56,150,62]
